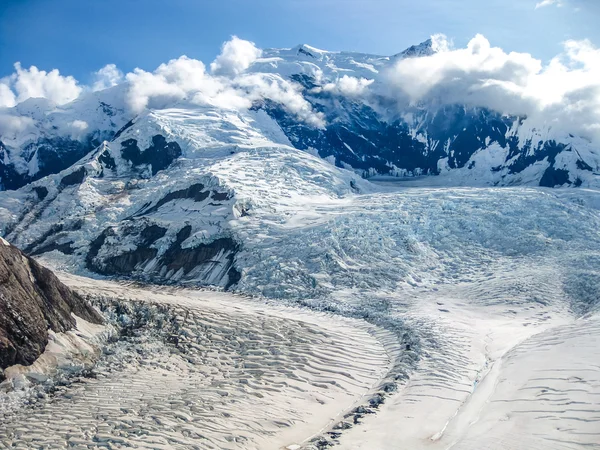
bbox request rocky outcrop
[0,135,111,191]
[86,223,240,289]
[121,135,182,175]
[0,238,103,376]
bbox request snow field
[0,275,398,450]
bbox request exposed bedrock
[0,239,103,374]
[86,222,240,289]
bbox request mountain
[1,39,598,193]
[0,237,103,375]
[0,104,366,289]
[0,88,127,190]
[1,38,600,450]
[253,43,599,187]
[0,39,599,290]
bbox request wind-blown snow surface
[0,275,395,450]
[1,100,600,447]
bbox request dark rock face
[33,186,48,201]
[60,167,87,187]
[85,229,112,271]
[0,240,103,373]
[112,119,135,141]
[0,135,111,191]
[163,237,241,289]
[98,149,116,171]
[540,166,571,187]
[121,135,182,175]
[29,241,74,257]
[260,75,594,185]
[101,247,159,275]
[86,222,240,289]
[21,222,83,258]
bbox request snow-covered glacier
[1,37,599,449]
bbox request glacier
[0,37,599,449]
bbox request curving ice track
[0,276,397,450]
[332,186,600,450]
[3,183,600,449]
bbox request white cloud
[125,56,207,112]
[124,38,324,126]
[322,75,374,97]
[65,119,89,139]
[233,73,325,127]
[0,82,16,108]
[10,63,82,105]
[93,64,123,91]
[210,36,263,76]
[70,119,88,130]
[535,0,564,8]
[0,63,82,108]
[0,114,35,136]
[430,33,452,53]
[380,34,600,142]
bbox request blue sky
[0,0,597,83]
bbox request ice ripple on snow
[0,279,394,450]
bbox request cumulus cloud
[383,34,541,109]
[210,36,263,76]
[124,37,324,126]
[233,73,325,126]
[379,34,600,141]
[124,55,250,112]
[322,75,374,97]
[0,114,35,136]
[0,82,16,108]
[125,56,208,112]
[93,64,123,91]
[64,119,89,139]
[535,0,564,8]
[430,33,452,53]
[9,63,82,105]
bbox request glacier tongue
[0,84,599,450]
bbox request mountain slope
[1,39,598,193]
[0,88,128,190]
[0,238,103,373]
[0,105,367,289]
[251,43,599,187]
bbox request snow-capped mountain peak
[394,38,437,59]
[1,36,599,196]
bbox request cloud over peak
[9,63,81,106]
[378,34,600,141]
[210,36,263,76]
[93,64,124,91]
[1,34,600,141]
[123,40,324,127]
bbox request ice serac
[0,238,103,374]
